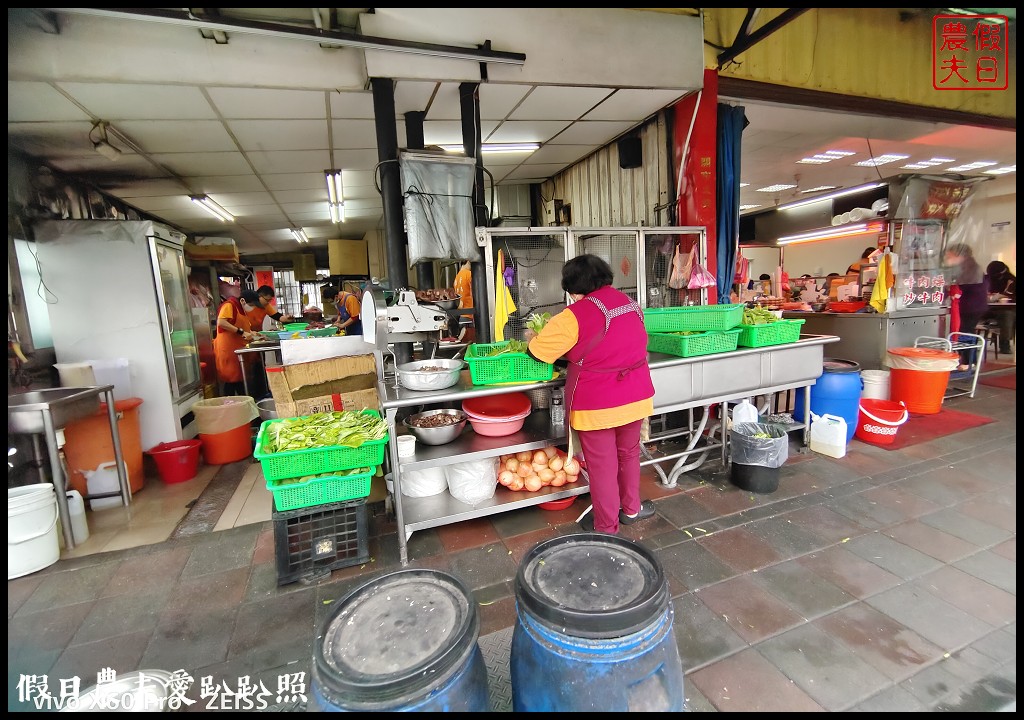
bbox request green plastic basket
[307,326,339,338]
[267,467,374,511]
[258,330,282,341]
[736,318,806,348]
[464,342,554,386]
[254,410,388,481]
[284,322,310,331]
[643,304,744,333]
[647,328,741,358]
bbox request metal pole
[104,387,132,506]
[42,410,75,550]
[460,81,491,343]
[372,77,413,364]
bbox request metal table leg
[239,354,250,397]
[42,409,75,550]
[104,388,132,506]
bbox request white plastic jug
[732,398,758,425]
[66,490,90,544]
[810,412,847,459]
[82,461,122,511]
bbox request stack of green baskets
[254,410,388,511]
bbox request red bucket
[855,399,909,445]
[146,439,202,484]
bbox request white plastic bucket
[9,485,60,579]
[860,370,890,401]
[90,358,133,401]
[54,362,97,388]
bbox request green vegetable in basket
[265,411,386,454]
[742,306,780,326]
[475,340,530,357]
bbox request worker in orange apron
[214,289,261,395]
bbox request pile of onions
[496,446,581,492]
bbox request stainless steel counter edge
[646,334,839,369]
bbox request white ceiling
[8,8,1016,258]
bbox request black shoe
[579,513,595,532]
[619,499,656,525]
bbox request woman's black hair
[860,247,875,259]
[986,260,1010,277]
[240,288,261,305]
[562,254,614,295]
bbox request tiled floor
[8,364,1016,712]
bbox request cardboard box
[328,239,369,276]
[280,335,375,366]
[267,354,380,418]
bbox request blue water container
[510,534,685,712]
[311,569,489,712]
[794,358,862,443]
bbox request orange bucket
[888,368,951,414]
[199,423,253,465]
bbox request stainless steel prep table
[234,343,281,397]
[381,333,839,565]
[781,308,945,370]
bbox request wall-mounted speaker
[618,137,642,169]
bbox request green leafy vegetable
[264,411,387,454]
[525,312,552,333]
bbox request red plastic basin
[462,392,531,419]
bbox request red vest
[564,285,654,411]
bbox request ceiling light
[290,227,309,244]
[439,143,540,154]
[822,150,855,157]
[797,157,834,164]
[983,165,1015,175]
[739,204,762,211]
[329,201,346,224]
[777,221,886,245]
[945,160,998,172]
[755,183,798,193]
[189,194,234,222]
[777,182,885,211]
[90,121,122,161]
[324,169,344,204]
[739,182,749,188]
[853,154,910,167]
[800,185,838,194]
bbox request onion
[498,470,516,486]
[517,462,533,478]
[543,446,558,460]
[563,457,580,476]
[508,477,525,492]
[506,457,520,473]
[533,450,548,466]
[532,461,548,474]
[538,467,555,484]
[516,451,533,463]
[550,472,566,487]
[548,455,564,472]
[524,474,543,492]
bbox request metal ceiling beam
[717,8,810,69]
[49,8,528,65]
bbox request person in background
[247,285,295,329]
[944,242,988,368]
[758,273,772,295]
[847,247,877,276]
[324,285,362,337]
[453,260,474,310]
[822,272,841,295]
[524,254,655,535]
[213,288,261,396]
[985,260,1016,355]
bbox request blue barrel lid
[314,569,479,703]
[823,357,861,373]
[515,534,669,639]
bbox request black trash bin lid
[823,357,860,373]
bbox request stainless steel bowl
[403,409,467,445]
[395,358,464,392]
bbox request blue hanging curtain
[716,104,747,304]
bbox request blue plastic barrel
[794,358,862,443]
[510,534,684,712]
[311,569,489,712]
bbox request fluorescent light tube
[329,201,345,224]
[189,194,234,222]
[777,221,885,245]
[324,169,344,204]
[777,182,885,211]
[290,227,309,244]
[439,143,540,154]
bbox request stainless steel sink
[8,387,104,435]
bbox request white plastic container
[90,358,133,401]
[66,490,90,544]
[396,435,417,458]
[810,413,847,459]
[860,370,890,401]
[8,485,60,579]
[54,362,96,388]
[732,398,758,424]
[82,461,123,510]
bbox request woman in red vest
[526,254,656,534]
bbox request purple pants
[577,419,643,534]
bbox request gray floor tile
[843,531,944,580]
[866,584,999,650]
[953,549,1017,594]
[752,560,856,620]
[918,507,1013,548]
[671,593,748,672]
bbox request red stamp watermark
[932,14,1009,90]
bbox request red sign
[932,14,1009,90]
[254,270,275,290]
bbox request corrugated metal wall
[550,113,675,228]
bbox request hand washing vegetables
[264,411,386,454]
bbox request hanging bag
[668,242,694,289]
[687,246,717,289]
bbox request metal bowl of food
[403,409,467,445]
[395,358,464,392]
[810,302,828,312]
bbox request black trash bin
[729,422,789,493]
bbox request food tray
[736,319,806,348]
[647,328,741,358]
[643,303,744,333]
[254,410,388,481]
[828,300,867,313]
[267,467,374,512]
[465,342,554,386]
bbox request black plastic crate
[272,497,370,586]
